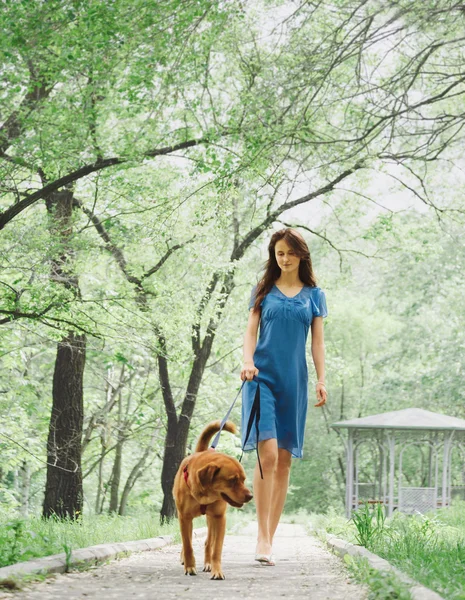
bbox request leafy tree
[2,0,465,521]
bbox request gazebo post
[346,429,354,518]
[428,434,433,487]
[447,440,454,506]
[387,432,395,517]
[377,442,383,499]
[442,432,454,507]
[382,443,388,506]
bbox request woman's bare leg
[253,438,278,556]
[268,448,292,543]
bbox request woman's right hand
[240,361,259,381]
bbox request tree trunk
[43,332,86,518]
[109,387,124,513]
[43,189,86,519]
[19,461,31,517]
[100,476,110,513]
[118,442,152,516]
[109,439,123,513]
[160,431,185,522]
[95,433,106,514]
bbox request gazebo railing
[398,487,437,514]
[352,485,465,512]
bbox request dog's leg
[179,516,196,575]
[210,513,226,580]
[203,514,216,572]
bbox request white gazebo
[332,408,465,518]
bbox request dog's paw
[184,566,197,576]
[210,570,225,580]
[203,562,212,572]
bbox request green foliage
[2,0,465,542]
[0,520,25,567]
[62,543,72,573]
[319,504,465,600]
[373,511,465,600]
[0,513,180,568]
[345,555,412,600]
[351,503,388,548]
[382,513,440,556]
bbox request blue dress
[241,284,328,458]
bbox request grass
[372,510,465,600]
[0,507,252,571]
[0,512,183,569]
[344,555,412,600]
[312,502,465,600]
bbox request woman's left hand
[314,382,327,407]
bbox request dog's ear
[198,465,221,488]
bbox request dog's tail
[195,420,237,453]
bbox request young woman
[240,228,327,565]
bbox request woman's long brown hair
[252,228,317,313]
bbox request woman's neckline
[273,283,306,299]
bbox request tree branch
[233,161,365,261]
[0,134,223,231]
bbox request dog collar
[182,464,207,515]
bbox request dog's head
[193,455,253,508]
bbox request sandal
[255,553,275,566]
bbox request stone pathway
[1,523,367,599]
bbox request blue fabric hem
[242,440,303,459]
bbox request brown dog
[173,420,253,580]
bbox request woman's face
[274,239,300,274]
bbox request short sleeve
[313,289,328,318]
[248,285,258,310]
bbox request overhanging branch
[0,134,222,231]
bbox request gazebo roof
[331,408,465,431]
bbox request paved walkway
[2,523,367,599]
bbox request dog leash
[240,380,263,479]
[210,380,246,450]
[210,377,263,479]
